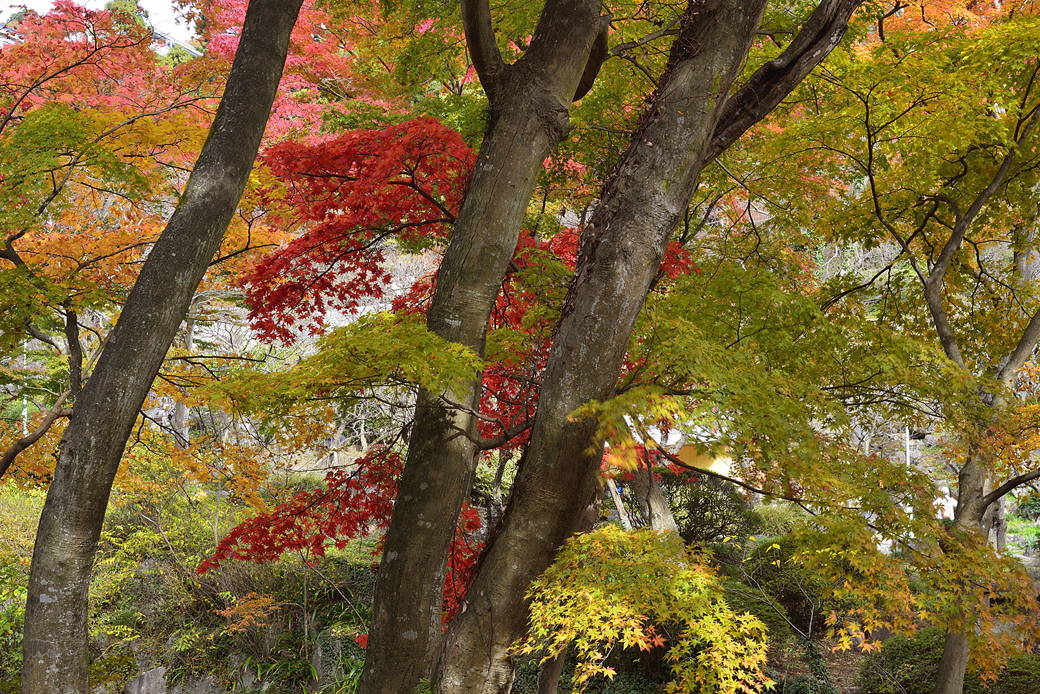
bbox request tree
[733,5,1040,691]
[0,10,214,479]
[191,0,868,690]
[18,0,305,690]
[352,2,612,690]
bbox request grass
[1006,514,1040,544]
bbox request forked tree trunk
[628,459,680,533]
[436,5,769,688]
[19,1,303,690]
[356,3,609,692]
[437,0,864,690]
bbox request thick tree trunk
[18,2,303,691]
[437,0,864,690]
[356,3,608,693]
[437,3,770,690]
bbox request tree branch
[979,469,1040,512]
[63,304,83,400]
[460,0,505,96]
[706,0,865,161]
[573,15,611,101]
[0,389,71,480]
[997,306,1040,384]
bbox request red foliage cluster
[443,504,484,620]
[474,229,581,448]
[199,445,484,617]
[194,0,404,139]
[0,2,155,124]
[242,117,475,341]
[199,446,402,571]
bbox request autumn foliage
[200,444,483,618]
[242,117,475,341]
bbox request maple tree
[724,3,1040,691]
[242,117,475,341]
[0,1,219,480]
[198,1,878,692]
[521,526,770,694]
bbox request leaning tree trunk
[437,0,865,690]
[355,2,610,693]
[19,1,303,691]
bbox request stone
[169,675,224,694]
[125,667,167,694]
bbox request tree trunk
[606,477,633,530]
[934,450,989,694]
[437,3,770,690]
[356,3,608,693]
[171,311,195,449]
[628,457,679,533]
[437,0,864,690]
[536,651,567,694]
[18,1,303,691]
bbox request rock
[125,667,167,694]
[313,628,345,686]
[169,675,224,694]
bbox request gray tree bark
[18,1,303,690]
[355,3,610,693]
[628,455,679,533]
[436,1,863,691]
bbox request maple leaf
[242,117,475,342]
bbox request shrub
[720,579,793,652]
[856,626,947,694]
[664,475,761,545]
[987,652,1040,694]
[1015,494,1040,522]
[856,626,1040,694]
[737,537,838,636]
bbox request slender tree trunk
[171,312,195,449]
[356,3,608,693]
[536,651,567,694]
[437,0,864,690]
[606,477,632,530]
[18,2,303,690]
[935,447,989,694]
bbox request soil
[769,639,867,694]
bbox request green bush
[738,537,836,635]
[987,652,1040,694]
[664,475,761,545]
[857,626,1040,694]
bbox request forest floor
[769,639,866,693]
